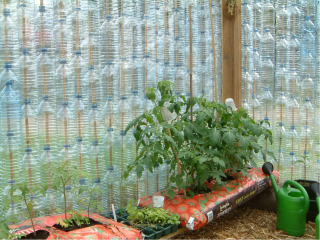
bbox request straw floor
[172,206,316,239]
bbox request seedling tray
[103,208,179,238]
[138,167,280,230]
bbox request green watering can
[310,183,320,240]
[262,162,309,236]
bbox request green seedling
[9,183,47,237]
[125,199,180,227]
[56,210,90,229]
[43,161,89,220]
[77,185,104,219]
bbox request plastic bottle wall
[242,0,319,182]
[0,0,222,220]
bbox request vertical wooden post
[221,0,242,109]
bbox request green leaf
[136,165,144,178]
[164,135,178,150]
[223,131,235,147]
[197,156,208,164]
[167,189,176,199]
[210,128,221,147]
[213,156,225,167]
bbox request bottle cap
[304,126,309,129]
[290,151,294,156]
[65,186,71,191]
[76,94,82,99]
[176,92,181,96]
[42,95,49,101]
[79,178,85,185]
[290,125,295,130]
[94,178,100,183]
[3,9,10,16]
[75,50,81,55]
[92,140,98,146]
[62,101,69,107]
[278,149,283,152]
[265,87,269,91]
[121,95,127,100]
[264,117,269,121]
[64,144,71,148]
[77,137,82,142]
[279,122,283,126]
[120,130,126,136]
[23,48,29,55]
[144,54,150,58]
[24,98,31,104]
[25,147,32,153]
[107,96,113,100]
[92,103,97,108]
[39,6,46,12]
[89,65,94,70]
[44,145,50,150]
[106,14,112,20]
[304,150,309,155]
[265,29,270,33]
[305,98,310,102]
[305,16,310,21]
[4,62,12,69]
[108,166,114,171]
[132,54,136,59]
[5,80,12,86]
[6,131,14,137]
[41,47,47,53]
[132,90,138,95]
[60,59,67,64]
[107,127,113,132]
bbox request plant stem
[87,193,91,219]
[61,177,67,219]
[24,197,36,236]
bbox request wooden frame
[221,0,242,109]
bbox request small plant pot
[147,226,163,239]
[142,228,156,239]
[18,230,50,239]
[171,224,179,233]
[161,224,172,236]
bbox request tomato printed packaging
[138,167,280,230]
[10,213,143,239]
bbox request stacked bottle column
[241,0,253,112]
[315,0,320,182]
[297,0,317,180]
[35,0,58,216]
[273,2,290,175]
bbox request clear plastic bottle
[36,48,56,111]
[15,49,37,106]
[289,3,301,37]
[0,63,20,101]
[262,1,275,30]
[260,87,274,122]
[88,140,105,183]
[0,9,19,68]
[37,95,57,155]
[113,96,132,136]
[59,185,74,213]
[34,5,54,56]
[286,151,298,180]
[274,92,287,126]
[21,98,38,156]
[276,5,290,35]
[21,147,43,217]
[53,19,72,66]
[71,137,89,178]
[301,75,314,102]
[261,30,275,59]
[299,126,313,157]
[87,103,104,146]
[103,127,116,167]
[313,159,320,183]
[286,95,300,127]
[83,65,102,108]
[288,36,300,74]
[300,98,314,127]
[249,95,261,122]
[56,101,76,150]
[273,122,286,164]
[101,165,117,213]
[56,59,74,107]
[113,130,132,171]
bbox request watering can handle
[283,180,310,214]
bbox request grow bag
[10,213,143,239]
[138,167,280,230]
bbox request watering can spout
[262,162,278,195]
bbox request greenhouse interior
[0,0,319,239]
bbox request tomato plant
[124,81,275,198]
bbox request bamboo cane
[174,0,179,92]
[164,0,168,79]
[189,3,193,124]
[209,0,218,103]
[39,0,53,214]
[106,0,114,208]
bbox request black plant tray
[102,208,178,238]
[293,179,319,222]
